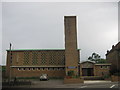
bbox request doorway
[82,68,94,76]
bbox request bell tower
[64,16,79,76]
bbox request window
[104,66,107,68]
[44,68,48,70]
[100,66,103,69]
[32,52,38,65]
[48,68,50,70]
[54,68,58,70]
[23,52,30,65]
[32,68,36,71]
[59,68,64,70]
[18,68,21,71]
[28,68,31,71]
[53,68,55,70]
[37,68,40,70]
[23,68,26,71]
[49,68,53,70]
[41,52,46,65]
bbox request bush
[72,75,80,78]
[103,75,110,79]
[68,70,74,76]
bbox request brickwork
[94,64,111,76]
[11,67,65,78]
[64,16,79,75]
[6,16,80,78]
[111,75,120,82]
[6,49,79,78]
[106,42,120,72]
[6,50,65,66]
[79,61,111,77]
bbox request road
[2,80,120,88]
[30,80,119,88]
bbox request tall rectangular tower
[64,16,79,76]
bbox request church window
[23,51,29,65]
[32,51,38,65]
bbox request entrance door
[82,68,94,76]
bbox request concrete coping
[10,66,65,68]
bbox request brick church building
[6,16,111,78]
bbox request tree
[88,53,106,63]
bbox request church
[6,16,111,78]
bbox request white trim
[80,86,87,88]
[110,85,115,88]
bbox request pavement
[2,79,120,88]
[31,80,119,88]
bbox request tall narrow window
[41,52,46,65]
[32,51,38,65]
[23,51,29,65]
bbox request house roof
[106,42,120,55]
[80,60,111,65]
[95,63,111,66]
[80,60,95,64]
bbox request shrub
[72,75,80,78]
[103,75,110,79]
[67,70,74,76]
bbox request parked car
[40,74,49,81]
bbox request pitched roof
[80,60,95,64]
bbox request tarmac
[3,80,119,88]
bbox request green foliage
[2,66,6,72]
[67,70,74,76]
[103,75,110,79]
[88,53,107,63]
[72,75,80,78]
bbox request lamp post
[8,43,12,84]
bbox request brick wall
[6,50,79,78]
[64,16,79,76]
[94,65,110,76]
[11,67,65,78]
[106,42,120,72]
[79,61,111,77]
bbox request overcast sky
[2,2,118,65]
